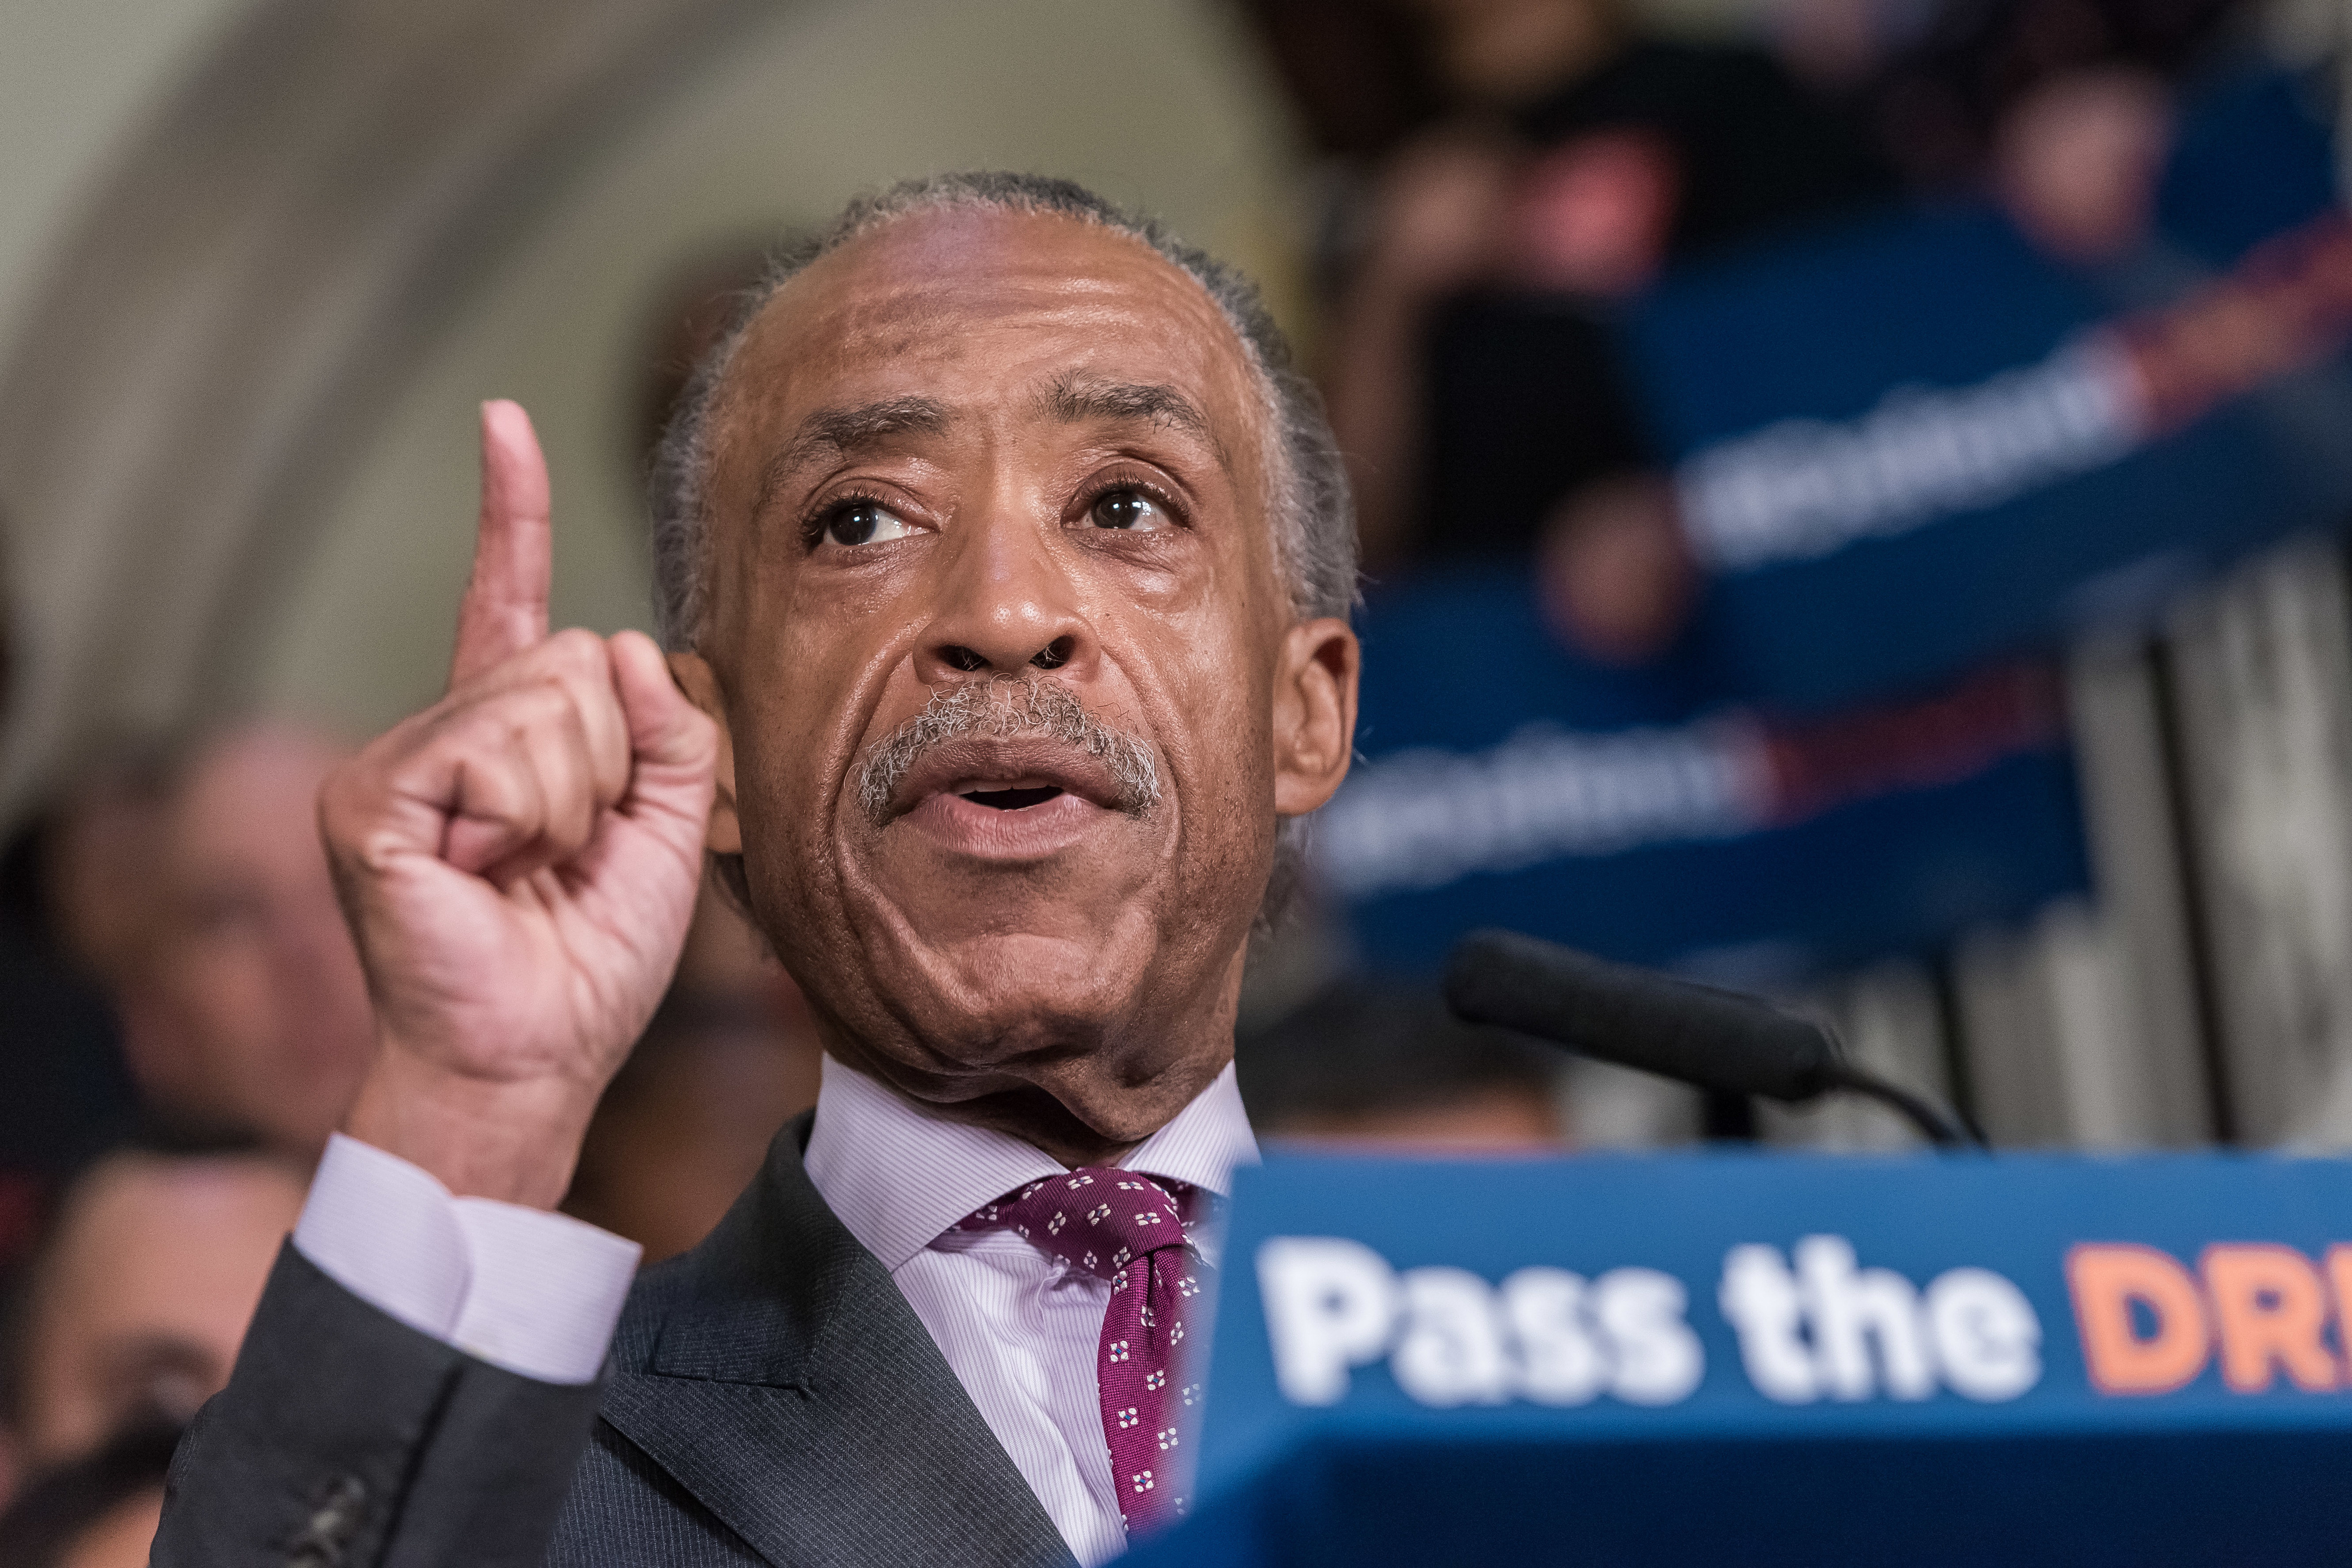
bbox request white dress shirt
[294,1132,643,1385]
[293,1054,1257,1568]
[803,1055,1258,1565]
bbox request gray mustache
[856,675,1162,827]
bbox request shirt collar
[803,1052,1260,1274]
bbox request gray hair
[655,172,1356,926]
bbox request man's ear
[667,651,741,853]
[1271,616,1360,818]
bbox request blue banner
[1626,70,2352,711]
[1318,568,2088,979]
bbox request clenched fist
[326,402,718,1207]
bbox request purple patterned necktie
[960,1168,1215,1536]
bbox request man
[563,986,823,1264]
[7,1138,306,1468]
[0,516,147,1250]
[155,173,1359,1567]
[117,724,376,1161]
[0,1423,182,1568]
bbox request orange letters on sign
[2328,1246,2352,1385]
[2203,1244,2339,1393]
[2068,1244,2210,1395]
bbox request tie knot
[961,1167,1196,1281]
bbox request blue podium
[1127,1153,2352,1567]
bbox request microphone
[1442,928,1980,1148]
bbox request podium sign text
[1128,1153,2352,1568]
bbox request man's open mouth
[861,730,1164,862]
[961,785,1065,811]
[856,679,1162,829]
[881,760,1124,863]
[869,734,1155,830]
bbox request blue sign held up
[1320,72,2345,981]
[1319,567,2088,980]
[1626,70,2352,712]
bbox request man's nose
[914,505,1098,683]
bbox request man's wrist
[342,1051,598,1210]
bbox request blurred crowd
[0,0,2300,1558]
[0,704,1569,1562]
[1251,0,2249,657]
[0,703,834,1552]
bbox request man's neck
[807,945,1250,1167]
[850,1062,1204,1169]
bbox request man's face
[122,727,374,1157]
[678,208,1355,1154]
[17,1153,305,1464]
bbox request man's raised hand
[325,401,719,1208]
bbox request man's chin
[829,900,1160,1056]
[946,1070,1203,1153]
[906,925,1149,1024]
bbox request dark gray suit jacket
[152,1113,1078,1568]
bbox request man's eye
[1089,488,1168,532]
[820,499,918,547]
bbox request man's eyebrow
[756,395,953,512]
[1039,374,1231,471]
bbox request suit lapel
[598,1113,1076,1568]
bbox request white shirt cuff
[293,1132,641,1385]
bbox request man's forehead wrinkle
[714,204,1270,504]
[1037,373,1234,476]
[753,394,953,514]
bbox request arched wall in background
[0,0,1306,810]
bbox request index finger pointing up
[450,399,554,689]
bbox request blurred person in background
[3,1134,302,1472]
[0,1422,180,1568]
[1545,0,2258,661]
[1238,978,1565,1151]
[17,747,178,993]
[1862,0,2249,253]
[1271,0,2253,667]
[1768,0,1943,97]
[565,880,824,1263]
[634,239,790,474]
[114,723,373,1163]
[1288,0,1893,586]
[0,517,146,1281]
